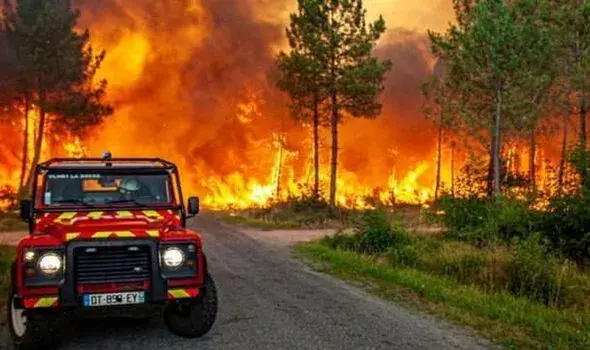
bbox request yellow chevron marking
[86,211,104,219]
[91,231,135,238]
[116,211,134,218]
[54,212,76,222]
[92,231,113,238]
[168,289,190,298]
[115,231,135,238]
[35,218,41,224]
[34,297,58,308]
[66,233,80,241]
[143,210,163,218]
[146,230,159,237]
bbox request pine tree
[276,0,327,199]
[551,0,590,190]
[421,58,457,200]
[277,0,391,206]
[1,0,113,195]
[429,0,553,197]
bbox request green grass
[0,245,16,326]
[294,242,590,349]
[212,212,304,230]
[0,213,28,232]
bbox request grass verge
[294,242,590,349]
[212,212,304,230]
[0,213,28,232]
[0,245,16,326]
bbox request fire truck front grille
[74,245,152,283]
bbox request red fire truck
[6,153,218,349]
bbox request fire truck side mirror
[19,199,32,221]
[187,196,199,216]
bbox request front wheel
[6,293,61,350]
[163,273,218,338]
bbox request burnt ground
[0,214,492,350]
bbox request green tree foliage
[428,0,553,197]
[277,0,392,206]
[276,1,328,199]
[549,0,590,189]
[421,58,458,200]
[0,0,113,195]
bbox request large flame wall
[1,1,470,208]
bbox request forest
[1,1,590,346]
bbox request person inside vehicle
[117,177,143,200]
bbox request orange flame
[0,1,565,211]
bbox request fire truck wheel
[163,273,218,338]
[6,293,60,350]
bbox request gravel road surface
[1,215,493,349]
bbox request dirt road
[1,215,492,349]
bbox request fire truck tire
[6,293,61,350]
[163,273,218,338]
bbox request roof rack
[37,157,177,170]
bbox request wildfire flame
[0,1,567,211]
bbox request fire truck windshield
[42,172,173,206]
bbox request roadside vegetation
[0,187,26,232]
[293,193,590,348]
[212,193,357,230]
[0,245,15,325]
[0,212,27,232]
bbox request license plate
[83,291,145,307]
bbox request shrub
[387,238,514,292]
[388,236,441,268]
[0,213,28,232]
[321,230,361,251]
[536,194,590,264]
[354,210,408,253]
[431,195,536,245]
[388,244,420,267]
[496,198,535,240]
[418,241,486,284]
[508,233,575,307]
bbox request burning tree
[276,0,392,206]
[428,0,554,198]
[0,0,112,197]
[550,0,590,190]
[276,3,328,199]
[421,57,457,200]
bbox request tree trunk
[451,141,455,197]
[25,100,46,192]
[579,88,587,188]
[18,96,30,198]
[575,33,588,188]
[558,112,569,194]
[487,140,495,196]
[492,88,502,197]
[313,93,320,199]
[434,113,443,200]
[529,127,537,194]
[275,135,283,198]
[329,92,338,207]
[328,5,337,207]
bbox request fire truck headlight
[161,247,185,268]
[37,253,62,276]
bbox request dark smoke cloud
[71,0,438,194]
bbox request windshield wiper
[106,199,148,207]
[52,199,93,207]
